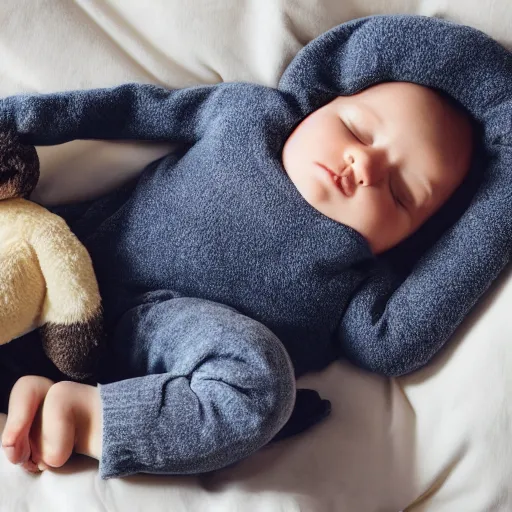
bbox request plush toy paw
[39,313,104,381]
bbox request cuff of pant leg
[97,377,162,479]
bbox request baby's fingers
[1,376,54,466]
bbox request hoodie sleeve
[0,82,233,146]
[337,231,509,377]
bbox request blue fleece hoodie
[2,15,512,380]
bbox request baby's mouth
[316,163,353,197]
[333,174,354,197]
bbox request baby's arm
[0,82,235,146]
[337,239,507,377]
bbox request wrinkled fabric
[97,297,296,479]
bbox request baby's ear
[0,130,39,200]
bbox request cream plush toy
[0,130,103,380]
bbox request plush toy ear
[0,130,39,199]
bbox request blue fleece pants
[96,296,296,479]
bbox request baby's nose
[347,147,387,186]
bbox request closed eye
[352,126,370,146]
[344,116,374,146]
[344,119,370,146]
[390,180,406,209]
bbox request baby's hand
[1,375,55,473]
[2,377,102,474]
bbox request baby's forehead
[348,82,448,124]
[353,83,469,152]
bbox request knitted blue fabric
[3,14,511,380]
[278,15,512,374]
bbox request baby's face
[282,82,473,254]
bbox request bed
[1,1,512,510]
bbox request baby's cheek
[351,201,398,250]
[301,177,333,205]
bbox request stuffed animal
[0,129,103,381]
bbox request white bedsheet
[1,1,512,510]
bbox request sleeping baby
[0,15,497,480]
